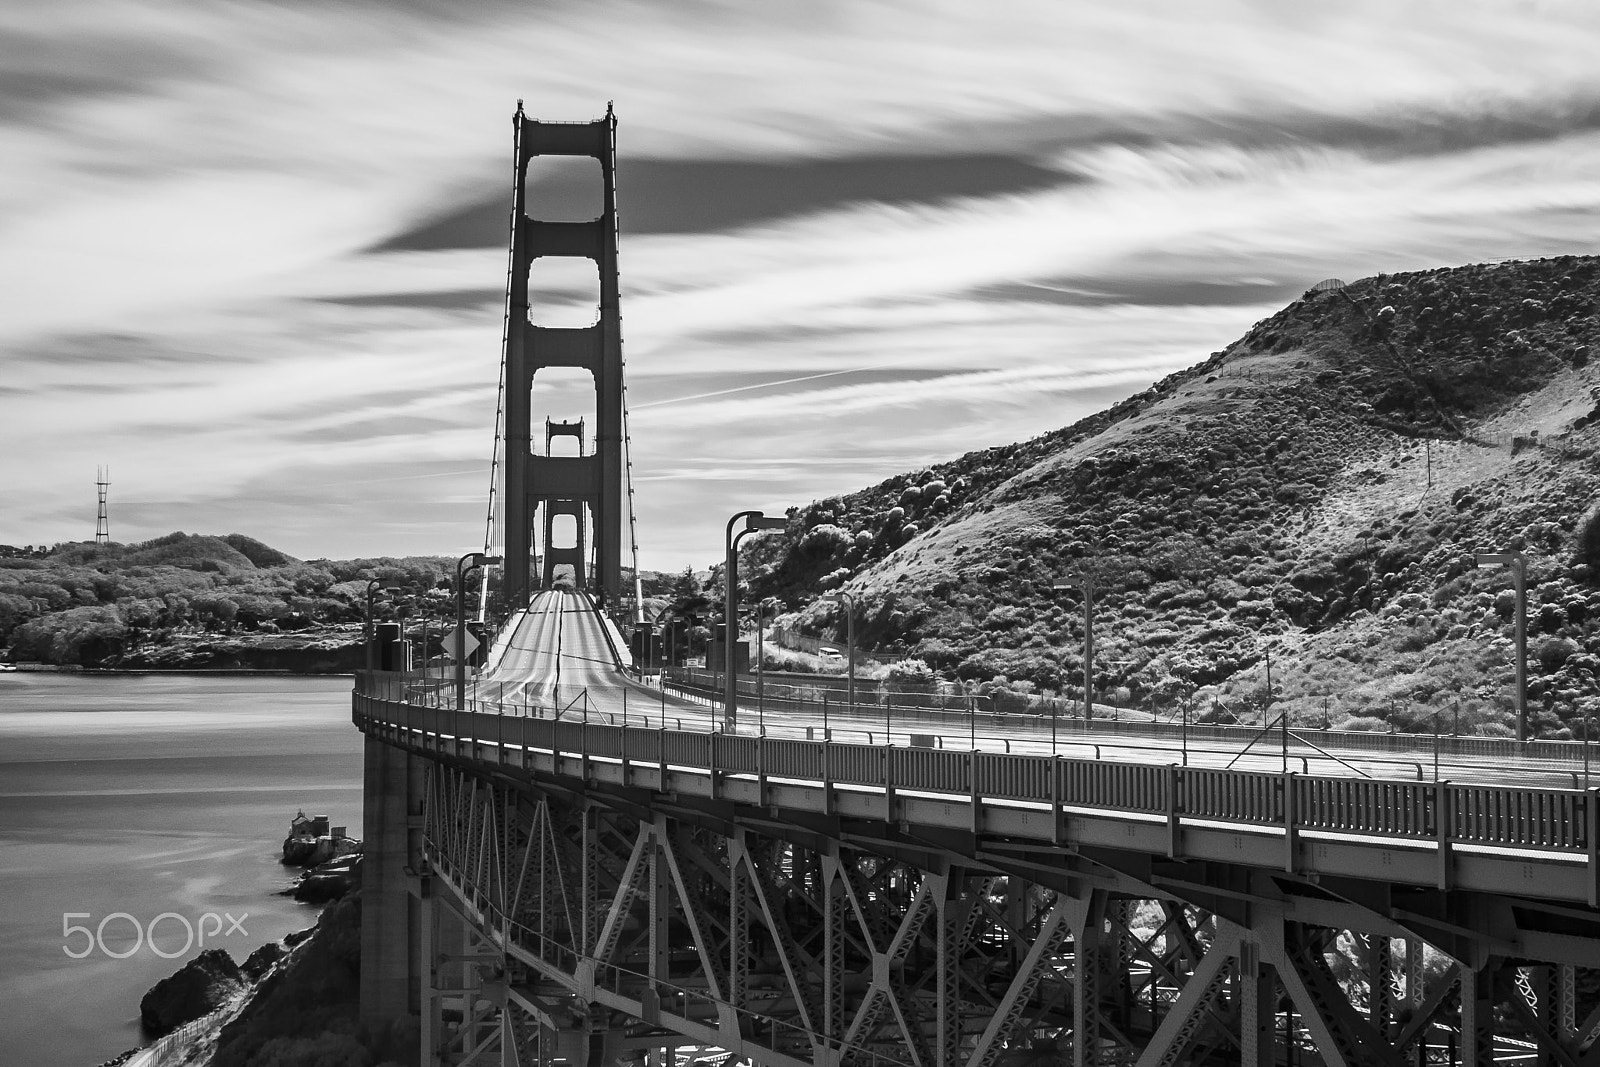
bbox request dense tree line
[0,532,457,667]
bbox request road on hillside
[465,593,1596,790]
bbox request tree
[212,597,240,633]
[11,606,129,666]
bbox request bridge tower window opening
[548,513,580,551]
[525,256,600,329]
[524,154,604,221]
[533,369,595,452]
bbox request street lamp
[825,592,857,717]
[364,578,383,671]
[1053,575,1097,721]
[456,552,503,710]
[754,601,771,734]
[724,511,786,731]
[1476,551,1529,741]
[364,580,400,671]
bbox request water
[0,673,364,1067]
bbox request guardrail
[663,668,1597,765]
[353,690,1600,880]
[125,1007,224,1067]
[370,671,1595,788]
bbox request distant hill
[743,255,1600,737]
[0,533,459,668]
[223,533,300,568]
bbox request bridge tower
[541,418,588,587]
[503,103,624,610]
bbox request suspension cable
[607,106,646,625]
[622,371,644,624]
[479,103,522,622]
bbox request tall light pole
[391,592,413,672]
[1053,575,1097,720]
[755,601,769,734]
[456,552,503,710]
[826,592,857,716]
[364,578,383,671]
[724,511,786,731]
[1476,551,1529,741]
[364,580,400,671]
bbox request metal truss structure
[357,694,1600,1067]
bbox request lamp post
[391,592,413,672]
[724,511,786,731]
[364,580,402,672]
[1053,575,1097,720]
[1476,551,1528,741]
[754,601,769,734]
[364,578,382,671]
[456,552,503,710]
[826,592,857,719]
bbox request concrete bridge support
[359,737,427,1026]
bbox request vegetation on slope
[0,533,458,667]
[733,256,1600,737]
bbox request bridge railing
[353,687,1600,870]
[354,672,1600,794]
[661,667,1595,764]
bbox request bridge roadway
[356,590,1600,1067]
[466,592,1594,793]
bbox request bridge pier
[360,736,426,1026]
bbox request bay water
[0,673,364,1067]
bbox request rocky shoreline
[7,626,364,674]
[281,813,362,904]
[95,816,368,1067]
[111,627,364,673]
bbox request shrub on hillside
[1538,636,1580,672]
[1576,508,1600,576]
[1339,716,1391,732]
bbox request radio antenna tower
[95,467,110,545]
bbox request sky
[3,1,1600,571]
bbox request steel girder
[406,755,1600,1067]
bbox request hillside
[742,255,1600,737]
[0,533,460,668]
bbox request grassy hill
[741,255,1600,738]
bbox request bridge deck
[355,592,1600,1067]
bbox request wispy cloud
[3,0,1600,564]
